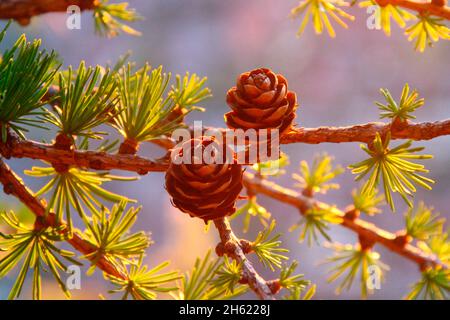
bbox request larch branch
[0,0,96,25]
[280,119,450,144]
[243,172,447,269]
[1,133,168,174]
[213,218,276,300]
[379,0,450,21]
[0,158,126,279]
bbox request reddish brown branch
[378,0,450,20]
[1,133,168,175]
[1,119,449,172]
[213,218,275,300]
[1,125,446,269]
[281,120,450,145]
[0,0,96,25]
[1,117,448,297]
[0,158,126,279]
[243,172,446,269]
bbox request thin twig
[1,133,168,174]
[213,218,276,300]
[1,120,449,170]
[378,0,450,20]
[0,0,96,25]
[0,158,126,279]
[280,120,450,144]
[243,172,447,269]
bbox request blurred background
[0,0,449,300]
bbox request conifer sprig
[233,197,271,233]
[0,210,81,300]
[93,0,142,38]
[405,14,450,52]
[293,153,344,196]
[252,220,289,271]
[279,261,311,297]
[25,165,135,233]
[290,207,343,246]
[359,1,415,36]
[0,23,59,142]
[352,187,385,216]
[170,72,211,111]
[106,256,181,300]
[405,202,445,241]
[290,0,355,38]
[45,62,118,140]
[112,64,185,142]
[174,250,247,300]
[82,201,151,273]
[349,133,434,211]
[325,242,389,298]
[406,267,450,300]
[209,257,243,295]
[376,84,425,121]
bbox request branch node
[358,234,376,251]
[266,279,281,295]
[89,159,104,170]
[215,242,225,257]
[119,138,139,155]
[302,187,314,198]
[3,182,14,195]
[240,239,253,254]
[54,133,74,151]
[393,230,412,247]
[344,205,359,221]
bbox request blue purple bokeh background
[0,0,449,299]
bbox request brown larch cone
[225,68,298,135]
[165,137,243,222]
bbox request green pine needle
[45,61,118,139]
[106,255,181,300]
[359,1,415,36]
[376,84,425,121]
[293,153,344,196]
[209,257,242,295]
[0,210,81,300]
[82,201,151,274]
[252,152,290,177]
[25,165,136,233]
[0,23,59,142]
[283,283,316,300]
[93,0,142,38]
[405,202,445,241]
[290,0,355,38]
[406,267,449,300]
[325,242,389,298]
[232,197,271,233]
[252,220,289,271]
[405,14,450,52]
[77,135,120,153]
[352,187,385,216]
[112,64,187,142]
[170,72,211,111]
[174,250,247,300]
[349,132,434,212]
[417,233,450,265]
[290,206,343,246]
[279,261,311,296]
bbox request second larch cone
[225,68,298,134]
[165,137,243,222]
